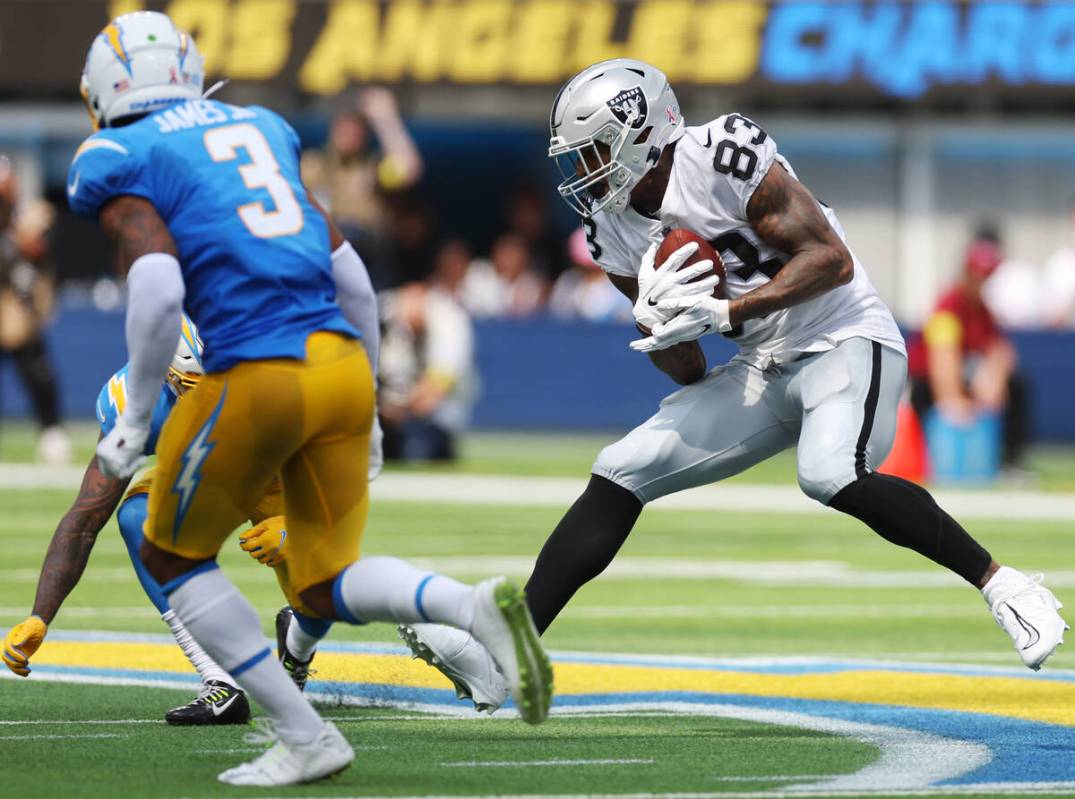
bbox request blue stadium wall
[2,307,1074,441]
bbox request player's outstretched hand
[96,416,149,479]
[2,616,48,677]
[369,415,384,482]
[633,242,719,331]
[239,515,288,568]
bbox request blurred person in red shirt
[908,238,1029,470]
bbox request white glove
[630,295,732,353]
[95,415,149,479]
[368,414,384,482]
[633,241,720,331]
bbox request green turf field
[1,682,883,799]
[3,424,1075,798]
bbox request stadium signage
[3,0,1075,100]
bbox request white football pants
[593,337,907,505]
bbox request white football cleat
[983,567,1068,671]
[217,720,353,786]
[467,577,553,725]
[37,426,71,465]
[398,623,510,713]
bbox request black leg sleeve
[829,472,993,586]
[1002,372,1030,467]
[524,475,643,634]
[11,337,61,429]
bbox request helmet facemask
[550,120,648,217]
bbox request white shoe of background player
[217,720,353,786]
[399,623,510,714]
[983,566,1068,670]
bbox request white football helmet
[80,11,204,130]
[549,59,683,217]
[166,314,204,396]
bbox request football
[656,228,726,299]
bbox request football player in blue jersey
[63,12,552,786]
[2,316,251,725]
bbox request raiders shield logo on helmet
[607,86,648,129]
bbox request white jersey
[587,113,905,367]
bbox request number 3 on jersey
[203,124,303,239]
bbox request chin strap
[202,79,229,99]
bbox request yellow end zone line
[28,640,1075,728]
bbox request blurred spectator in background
[463,233,547,318]
[0,156,70,463]
[382,190,439,287]
[428,238,472,302]
[505,181,567,282]
[1041,198,1075,327]
[301,88,423,287]
[378,267,476,462]
[549,228,631,322]
[908,237,1029,471]
[975,222,1043,329]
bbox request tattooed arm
[729,163,853,328]
[609,273,706,384]
[98,195,178,273]
[31,437,131,623]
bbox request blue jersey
[95,366,176,457]
[68,100,357,372]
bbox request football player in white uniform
[400,59,1067,712]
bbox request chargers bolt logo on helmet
[548,59,683,218]
[80,11,204,130]
[167,314,205,396]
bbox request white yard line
[226,786,1075,798]
[0,732,124,740]
[547,701,990,793]
[4,465,1073,522]
[563,604,984,618]
[441,758,656,768]
[0,718,162,725]
[0,605,160,617]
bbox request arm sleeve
[67,134,151,217]
[123,254,185,428]
[331,241,380,375]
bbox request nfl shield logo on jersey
[607,86,648,129]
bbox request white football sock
[286,617,321,662]
[161,609,236,688]
[167,566,324,745]
[336,556,475,630]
